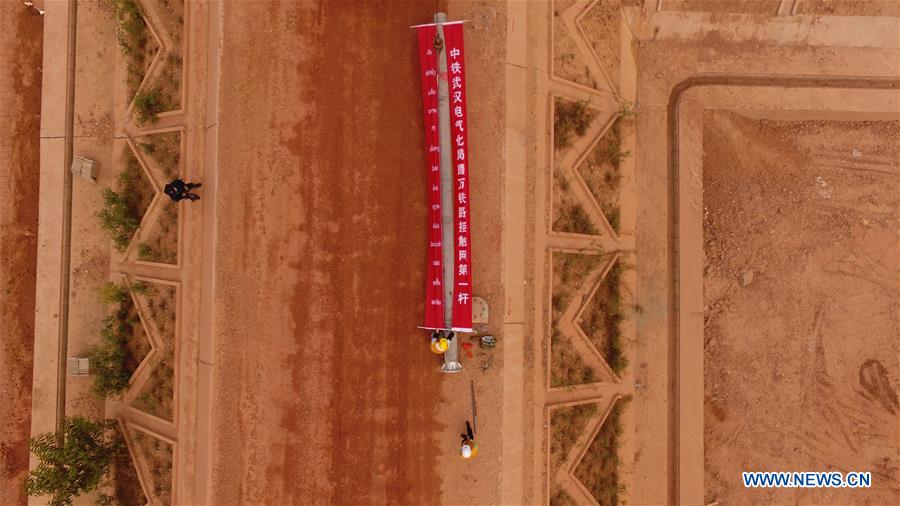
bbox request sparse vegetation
[26,417,124,506]
[132,431,172,504]
[549,487,579,506]
[134,88,164,125]
[88,283,151,396]
[141,283,177,349]
[549,403,598,506]
[551,329,596,387]
[551,403,598,469]
[108,0,184,117]
[108,0,158,100]
[137,131,180,180]
[156,53,183,110]
[138,204,178,264]
[133,353,175,421]
[132,282,177,419]
[573,399,629,505]
[578,118,628,233]
[108,439,147,506]
[553,172,599,236]
[550,252,605,387]
[554,98,594,150]
[97,150,154,251]
[154,0,185,110]
[580,261,627,374]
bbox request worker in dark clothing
[164,179,202,202]
[460,420,477,459]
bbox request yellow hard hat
[431,337,449,354]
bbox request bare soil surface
[661,0,781,15]
[0,4,42,504]
[703,112,900,504]
[209,1,451,504]
[796,0,900,17]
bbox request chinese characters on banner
[443,23,473,331]
[416,24,444,330]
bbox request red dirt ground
[0,3,42,505]
[208,1,450,504]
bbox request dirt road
[208,1,449,504]
[0,4,42,505]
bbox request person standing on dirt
[460,420,477,459]
[164,178,202,202]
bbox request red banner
[443,23,473,331]
[417,25,444,330]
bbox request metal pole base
[441,360,463,373]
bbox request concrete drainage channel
[666,74,900,504]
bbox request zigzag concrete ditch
[536,1,900,505]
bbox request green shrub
[98,282,128,305]
[89,316,131,395]
[26,417,123,506]
[137,243,152,259]
[97,188,138,251]
[138,142,155,155]
[134,89,163,125]
[131,281,151,295]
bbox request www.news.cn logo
[743,471,872,488]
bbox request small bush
[134,89,163,125]
[97,188,138,252]
[89,316,131,395]
[599,119,631,169]
[604,204,621,232]
[90,283,149,396]
[618,101,635,119]
[98,282,128,304]
[138,142,155,154]
[131,281,151,295]
[554,99,593,150]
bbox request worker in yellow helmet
[460,420,477,459]
[430,331,449,354]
